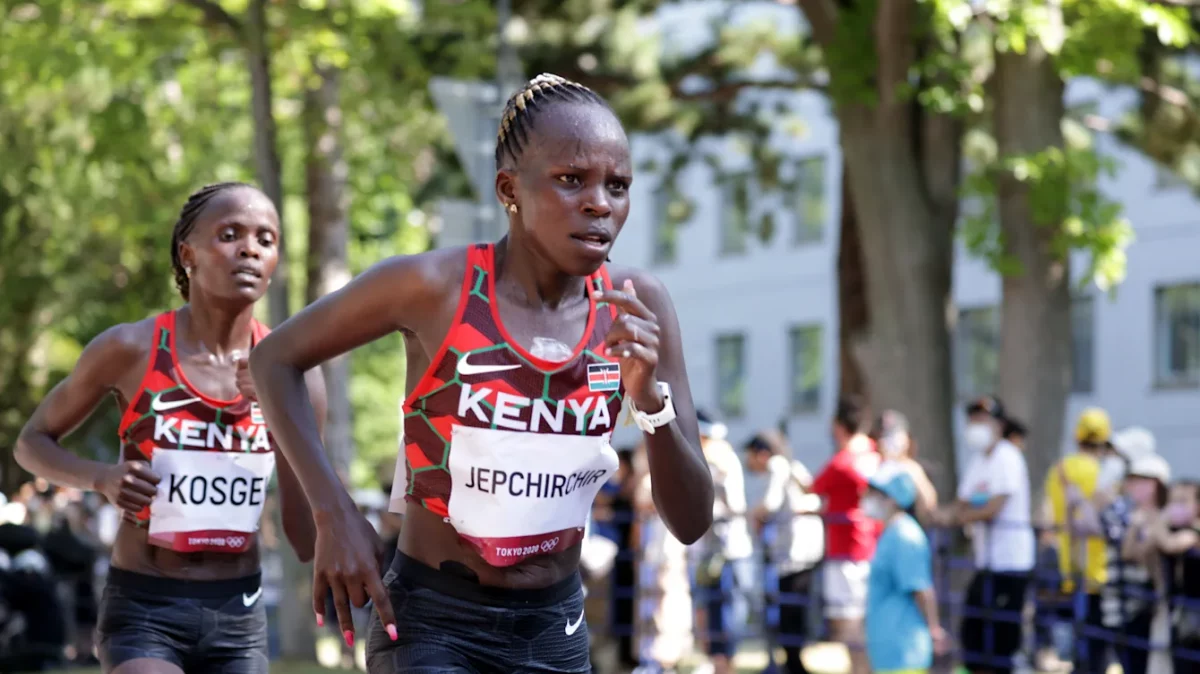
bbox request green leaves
[962,125,1132,291]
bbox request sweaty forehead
[197,187,278,230]
[524,103,630,171]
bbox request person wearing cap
[1099,444,1170,674]
[1043,407,1114,674]
[876,410,938,524]
[691,411,754,674]
[862,468,947,674]
[943,395,1035,674]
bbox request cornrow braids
[495,73,612,170]
[170,182,254,300]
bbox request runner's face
[510,103,632,276]
[180,187,279,304]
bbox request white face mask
[861,495,889,521]
[964,422,996,452]
[881,432,909,458]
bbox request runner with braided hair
[16,182,325,674]
[251,73,715,673]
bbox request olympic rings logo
[540,537,560,552]
[226,536,246,548]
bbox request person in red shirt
[810,395,881,674]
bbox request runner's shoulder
[366,246,470,302]
[604,264,672,309]
[79,317,157,381]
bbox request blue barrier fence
[590,511,1200,673]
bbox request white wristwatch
[629,382,676,435]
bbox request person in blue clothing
[861,468,948,674]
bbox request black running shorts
[97,567,268,674]
[366,552,591,673]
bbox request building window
[1155,283,1200,387]
[955,306,999,398]
[719,175,750,256]
[792,155,826,245]
[716,333,746,417]
[788,325,823,414]
[1071,296,1095,394]
[651,185,677,265]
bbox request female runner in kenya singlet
[250,73,716,673]
[15,182,326,674]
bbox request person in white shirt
[937,395,1035,674]
[747,430,823,674]
[691,411,754,674]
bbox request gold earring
[508,203,518,215]
[185,266,193,277]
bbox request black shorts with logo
[366,552,590,674]
[97,567,267,673]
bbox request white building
[611,74,1200,478]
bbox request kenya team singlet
[390,244,625,567]
[117,310,276,554]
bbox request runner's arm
[276,366,327,562]
[610,270,713,544]
[250,253,449,634]
[15,323,147,491]
[250,254,442,524]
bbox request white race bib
[446,425,618,566]
[149,449,276,537]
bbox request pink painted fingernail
[315,612,324,627]
[386,623,398,641]
[344,630,354,647]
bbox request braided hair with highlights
[170,182,254,300]
[494,73,612,170]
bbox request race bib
[149,449,275,553]
[446,425,618,567]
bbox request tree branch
[1138,75,1190,107]
[179,0,242,33]
[796,0,839,46]
[875,0,918,113]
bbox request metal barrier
[589,509,1200,673]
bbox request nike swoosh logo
[456,354,521,377]
[565,608,585,636]
[151,392,200,413]
[243,587,263,607]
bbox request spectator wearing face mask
[939,395,1034,674]
[1155,480,1200,673]
[1044,407,1114,674]
[875,410,938,525]
[861,468,947,674]
[1101,432,1169,674]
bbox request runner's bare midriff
[399,506,581,589]
[110,523,262,580]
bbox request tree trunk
[803,0,963,497]
[303,62,355,479]
[841,116,959,496]
[836,162,869,403]
[992,35,1071,495]
[244,0,289,327]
